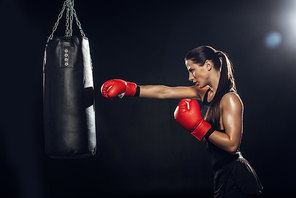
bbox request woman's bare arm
[139,85,206,100]
[207,92,243,154]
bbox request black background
[0,0,296,197]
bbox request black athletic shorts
[213,157,263,198]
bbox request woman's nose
[188,73,194,81]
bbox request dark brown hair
[185,46,236,129]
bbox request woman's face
[185,59,209,88]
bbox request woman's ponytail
[205,51,236,129]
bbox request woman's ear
[205,60,213,71]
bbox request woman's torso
[201,88,240,171]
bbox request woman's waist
[211,151,242,171]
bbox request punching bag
[43,0,96,158]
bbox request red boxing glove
[174,99,214,140]
[101,79,138,99]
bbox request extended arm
[101,79,206,100]
[139,85,203,100]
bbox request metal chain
[65,0,74,37]
[47,0,86,43]
[65,6,70,36]
[73,0,85,37]
[69,0,74,36]
[73,7,85,37]
[47,0,68,42]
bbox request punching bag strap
[47,0,85,43]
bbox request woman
[101,46,263,197]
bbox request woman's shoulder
[220,91,243,111]
[187,86,210,101]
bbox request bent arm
[207,93,243,154]
[139,85,205,100]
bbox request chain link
[65,6,70,36]
[73,7,85,37]
[69,0,74,36]
[47,0,86,43]
[47,0,68,42]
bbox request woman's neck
[208,71,220,95]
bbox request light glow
[264,31,282,49]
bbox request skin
[139,59,243,154]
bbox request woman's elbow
[226,144,239,154]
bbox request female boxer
[101,46,263,198]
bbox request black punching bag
[43,36,96,158]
